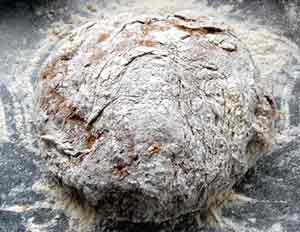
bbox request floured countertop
[1,0,300,231]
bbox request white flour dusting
[0,100,8,143]
[8,1,298,231]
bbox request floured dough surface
[35,14,274,223]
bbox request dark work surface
[0,0,300,231]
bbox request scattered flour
[0,100,8,143]
[4,0,299,231]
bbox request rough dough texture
[35,14,274,223]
